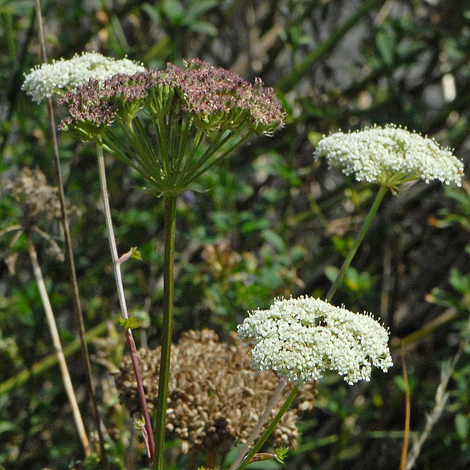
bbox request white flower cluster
[315,124,464,188]
[22,51,145,103]
[237,296,393,386]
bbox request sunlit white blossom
[315,124,464,189]
[237,296,393,386]
[22,52,145,103]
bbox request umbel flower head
[22,51,145,103]
[315,124,464,191]
[58,58,284,136]
[237,296,393,386]
[56,59,284,194]
[115,330,316,455]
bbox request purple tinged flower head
[58,59,285,193]
[59,59,284,138]
[58,71,154,136]
[162,59,285,134]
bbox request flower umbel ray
[58,59,285,195]
[238,296,393,386]
[315,124,464,191]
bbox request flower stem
[153,194,177,470]
[326,185,388,302]
[96,141,155,462]
[229,377,288,470]
[234,384,300,470]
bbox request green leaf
[324,265,339,283]
[161,0,184,22]
[130,247,142,260]
[188,21,218,36]
[142,3,162,24]
[261,229,286,252]
[455,413,469,441]
[376,26,396,67]
[0,421,17,433]
[275,446,289,463]
[120,316,140,329]
[186,0,218,18]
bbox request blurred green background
[1,0,470,469]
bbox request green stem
[153,194,177,470]
[235,385,300,470]
[229,378,288,470]
[326,185,388,303]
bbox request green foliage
[274,446,289,463]
[120,316,140,329]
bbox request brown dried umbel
[2,169,80,268]
[4,168,79,227]
[115,329,316,456]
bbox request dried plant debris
[4,168,79,226]
[115,329,316,454]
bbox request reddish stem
[126,330,155,462]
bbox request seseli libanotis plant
[23,52,285,469]
[315,124,464,301]
[57,57,284,194]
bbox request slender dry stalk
[32,0,107,463]
[399,346,410,470]
[26,234,90,455]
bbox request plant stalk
[153,194,177,470]
[33,0,106,463]
[235,384,300,470]
[229,377,288,470]
[96,142,155,462]
[26,235,90,456]
[326,185,388,302]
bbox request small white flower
[22,51,145,103]
[237,296,393,386]
[315,124,464,189]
